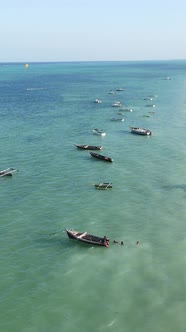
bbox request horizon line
[0,58,186,64]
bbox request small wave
[26,87,47,91]
[108,320,115,327]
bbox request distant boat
[66,229,110,247]
[93,128,106,136]
[130,127,152,136]
[94,182,112,189]
[163,77,172,80]
[0,168,18,177]
[116,88,124,91]
[112,101,122,107]
[94,99,102,103]
[111,118,124,121]
[89,151,113,162]
[75,144,103,150]
[144,97,153,100]
[122,108,133,112]
[145,104,155,107]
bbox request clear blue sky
[1,0,186,62]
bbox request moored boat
[111,118,124,121]
[93,128,106,136]
[145,104,155,107]
[130,127,152,136]
[0,168,18,177]
[94,182,112,189]
[94,99,102,103]
[66,229,109,247]
[122,108,133,112]
[144,97,153,100]
[75,144,103,150]
[89,151,114,162]
[163,77,172,80]
[112,101,122,107]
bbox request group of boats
[68,89,155,248]
[75,144,113,162]
[75,125,114,163]
[93,91,153,136]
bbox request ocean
[0,60,185,332]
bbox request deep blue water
[0,60,186,332]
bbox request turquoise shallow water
[0,61,186,332]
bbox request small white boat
[94,99,102,103]
[111,118,124,122]
[144,97,153,101]
[93,128,106,136]
[112,101,122,107]
[122,108,133,112]
[145,104,155,107]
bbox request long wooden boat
[0,168,18,177]
[66,229,109,247]
[89,151,113,162]
[130,127,152,136]
[75,144,103,150]
[94,183,112,189]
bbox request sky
[1,0,186,62]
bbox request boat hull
[93,129,106,136]
[89,151,113,162]
[0,168,17,177]
[130,127,152,136]
[66,229,109,247]
[111,118,124,121]
[95,183,112,189]
[75,144,103,150]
